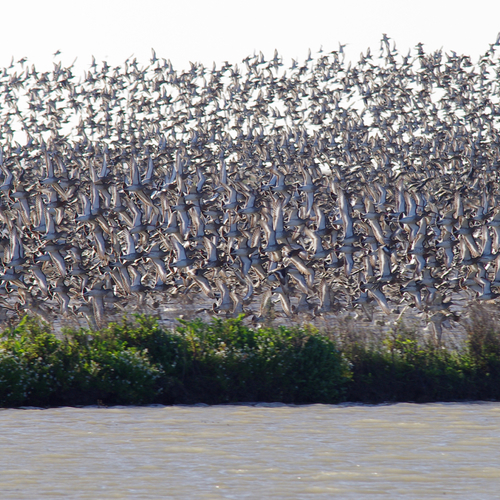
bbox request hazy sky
[2,0,500,72]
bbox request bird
[0,36,497,342]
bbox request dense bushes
[1,310,500,407]
[0,314,349,406]
[175,318,348,403]
[0,316,163,406]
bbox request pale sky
[1,0,500,72]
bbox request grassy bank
[1,309,500,407]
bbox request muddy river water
[1,402,499,499]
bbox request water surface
[1,403,499,499]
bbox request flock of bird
[1,35,500,339]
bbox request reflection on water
[1,403,499,499]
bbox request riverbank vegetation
[1,307,500,407]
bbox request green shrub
[86,348,162,405]
[343,322,475,403]
[0,316,84,406]
[2,312,500,408]
[0,352,28,406]
[175,317,349,404]
[0,316,167,406]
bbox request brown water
[1,403,499,499]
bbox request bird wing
[123,229,136,255]
[173,239,187,261]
